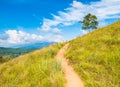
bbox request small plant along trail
[55,44,84,87]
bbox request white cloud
[41,18,60,31]
[40,0,120,32]
[92,0,120,19]
[45,34,63,42]
[0,30,44,47]
[51,28,61,34]
[1,0,120,47]
[0,29,64,47]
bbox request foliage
[0,47,30,58]
[0,43,65,87]
[0,56,11,63]
[66,21,120,87]
[80,13,98,32]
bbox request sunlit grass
[66,21,120,87]
[0,43,65,87]
[0,21,120,87]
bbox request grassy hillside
[0,43,65,87]
[0,47,30,63]
[66,21,120,87]
[0,42,54,63]
[0,21,119,87]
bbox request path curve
[55,44,84,87]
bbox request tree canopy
[80,13,98,32]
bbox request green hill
[0,47,29,56]
[66,21,120,87]
[0,47,30,63]
[0,21,120,87]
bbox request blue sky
[0,0,120,47]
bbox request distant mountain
[14,42,55,50]
[0,42,55,58]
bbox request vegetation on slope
[0,43,65,87]
[0,47,30,63]
[0,47,29,57]
[66,21,120,87]
[0,42,54,63]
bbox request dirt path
[55,44,84,87]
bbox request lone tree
[80,13,98,32]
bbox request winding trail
[55,44,84,87]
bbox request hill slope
[66,21,120,87]
[0,21,119,87]
[0,43,65,87]
[0,42,55,63]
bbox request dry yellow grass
[0,43,65,87]
[66,21,120,87]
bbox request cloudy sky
[0,0,120,47]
